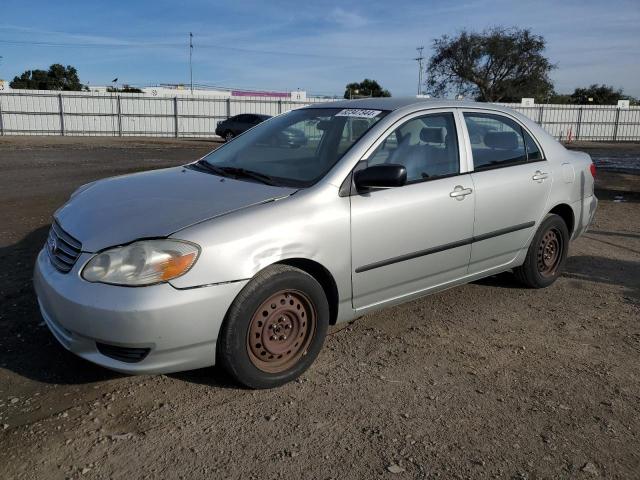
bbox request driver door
[350,110,475,309]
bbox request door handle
[449,185,473,200]
[532,170,549,182]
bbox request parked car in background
[34,98,598,389]
[215,113,271,141]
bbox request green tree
[569,84,625,105]
[548,86,637,105]
[343,79,391,99]
[10,64,86,91]
[426,27,555,102]
[107,85,143,93]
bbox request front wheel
[224,130,234,142]
[514,214,569,288]
[217,265,329,389]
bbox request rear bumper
[33,249,247,374]
[571,194,598,239]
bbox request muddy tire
[217,264,329,389]
[514,214,569,288]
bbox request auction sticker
[335,109,382,118]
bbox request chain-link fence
[1,90,638,141]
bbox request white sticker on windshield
[335,109,382,119]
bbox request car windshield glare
[202,108,387,187]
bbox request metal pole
[575,107,583,141]
[189,33,193,94]
[613,107,621,141]
[58,94,65,136]
[226,97,231,119]
[414,46,424,95]
[174,96,179,138]
[116,95,122,137]
[278,99,283,114]
[537,105,544,125]
[0,96,4,136]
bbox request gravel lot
[0,137,639,479]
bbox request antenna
[414,46,424,95]
[189,33,194,94]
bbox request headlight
[82,239,199,286]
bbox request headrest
[484,131,518,150]
[351,119,370,138]
[420,127,445,144]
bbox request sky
[1,0,639,97]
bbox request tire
[224,130,234,142]
[217,264,329,389]
[514,214,569,288]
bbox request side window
[464,113,526,171]
[367,113,459,183]
[523,129,543,161]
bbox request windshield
[200,108,387,187]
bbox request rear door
[350,110,475,309]
[462,111,552,273]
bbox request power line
[0,39,410,62]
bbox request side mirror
[354,164,407,190]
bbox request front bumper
[33,249,247,374]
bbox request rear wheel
[514,214,569,288]
[217,265,329,389]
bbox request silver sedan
[34,98,598,388]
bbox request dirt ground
[0,137,638,480]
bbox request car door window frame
[341,108,470,196]
[461,109,547,173]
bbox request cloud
[328,8,368,28]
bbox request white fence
[1,90,639,141]
[0,90,335,138]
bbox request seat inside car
[473,131,525,166]
[386,126,457,180]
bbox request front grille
[96,343,150,363]
[46,220,82,273]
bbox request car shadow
[469,254,639,302]
[0,226,124,385]
[471,271,522,289]
[0,226,236,389]
[564,255,640,302]
[2,227,637,387]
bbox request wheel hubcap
[537,228,563,277]
[247,290,316,373]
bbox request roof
[305,97,514,114]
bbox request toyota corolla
[34,98,598,388]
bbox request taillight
[589,163,596,178]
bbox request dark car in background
[215,114,271,141]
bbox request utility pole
[189,32,194,94]
[414,46,424,95]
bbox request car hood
[55,166,297,252]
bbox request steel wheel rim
[537,227,563,277]
[247,290,316,373]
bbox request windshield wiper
[192,160,278,186]
[218,166,279,186]
[192,160,232,177]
